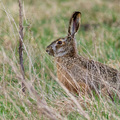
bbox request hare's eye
[57,41,62,44]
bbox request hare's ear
[68,11,81,37]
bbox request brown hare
[46,11,120,97]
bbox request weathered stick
[18,0,25,92]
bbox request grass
[0,0,120,119]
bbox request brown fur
[56,58,90,95]
[56,56,120,96]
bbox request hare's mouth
[46,47,55,56]
[46,50,54,56]
[46,51,54,56]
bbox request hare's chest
[56,59,88,93]
[56,61,72,82]
[56,58,83,81]
[56,61,78,92]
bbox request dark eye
[57,41,62,44]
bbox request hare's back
[57,56,120,90]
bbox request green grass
[0,0,120,119]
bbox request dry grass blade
[6,94,28,120]
[2,49,65,120]
[45,65,90,120]
[1,1,36,76]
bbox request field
[0,0,120,119]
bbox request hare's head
[46,11,81,57]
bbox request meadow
[0,0,120,119]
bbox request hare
[46,11,120,97]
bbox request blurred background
[0,0,120,119]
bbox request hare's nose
[46,49,49,53]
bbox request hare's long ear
[68,11,81,37]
